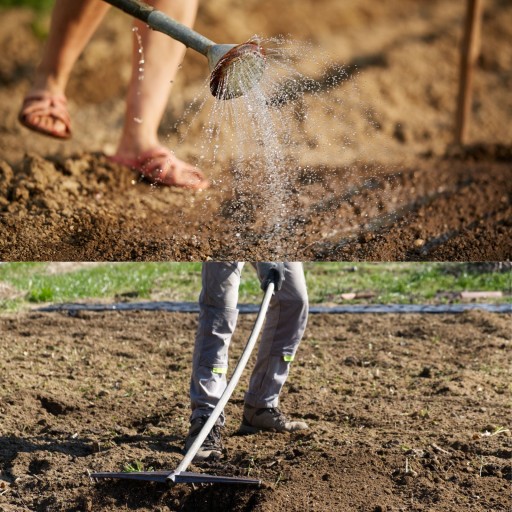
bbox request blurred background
[1,0,511,164]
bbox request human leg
[19,0,110,138]
[186,261,243,460]
[113,0,209,189]
[189,262,244,424]
[245,262,308,408]
[240,262,309,433]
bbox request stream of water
[167,37,390,256]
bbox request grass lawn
[0,262,510,313]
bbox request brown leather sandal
[109,147,209,190]
[18,91,72,140]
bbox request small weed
[481,426,510,437]
[410,407,428,419]
[123,460,153,473]
[246,457,255,477]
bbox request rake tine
[90,471,172,483]
[90,470,261,485]
[173,472,261,485]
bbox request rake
[91,282,274,486]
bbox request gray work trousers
[190,262,308,424]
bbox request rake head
[90,470,261,486]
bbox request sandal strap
[137,148,176,179]
[23,91,68,105]
[22,96,70,123]
[19,91,71,138]
[108,146,209,190]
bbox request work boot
[184,416,223,461]
[238,404,309,434]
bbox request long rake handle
[102,0,214,55]
[170,282,275,481]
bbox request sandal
[109,147,210,190]
[18,91,72,140]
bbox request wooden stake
[455,0,484,145]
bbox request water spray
[103,0,266,99]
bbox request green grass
[0,262,509,313]
[303,262,511,304]
[0,0,53,12]
[0,0,54,39]
[0,263,203,311]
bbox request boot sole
[238,423,308,435]
[183,442,223,461]
[188,450,223,461]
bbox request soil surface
[0,309,511,511]
[1,1,511,261]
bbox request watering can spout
[207,44,238,71]
[208,42,266,100]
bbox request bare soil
[1,0,511,261]
[0,309,511,511]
